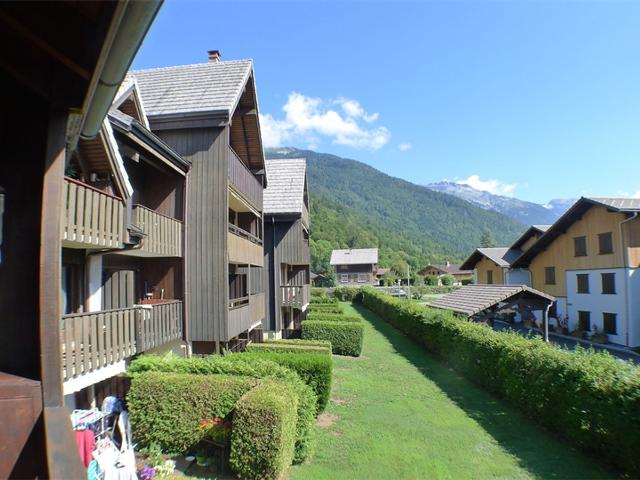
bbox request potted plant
[570,328,586,339]
[200,417,232,445]
[591,325,608,344]
[195,447,209,467]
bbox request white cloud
[259,92,390,150]
[632,191,640,198]
[398,143,412,151]
[457,175,517,197]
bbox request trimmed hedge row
[240,350,332,412]
[306,312,362,323]
[264,338,332,349]
[361,287,640,476]
[128,354,316,463]
[230,381,298,480]
[307,304,343,314]
[333,286,363,302]
[302,320,364,357]
[310,295,338,304]
[127,372,256,453]
[246,343,331,354]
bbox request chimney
[446,260,450,267]
[207,50,221,63]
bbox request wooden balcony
[62,177,125,248]
[228,293,265,339]
[60,301,183,383]
[228,224,264,266]
[281,285,311,309]
[228,147,263,210]
[133,205,183,257]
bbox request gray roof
[586,197,640,211]
[330,248,378,265]
[430,284,555,316]
[478,247,521,267]
[263,158,306,214]
[130,60,253,118]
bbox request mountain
[266,147,526,273]
[426,181,574,225]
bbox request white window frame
[340,274,348,283]
[357,273,368,283]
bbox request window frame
[601,272,616,294]
[486,270,493,284]
[578,310,591,331]
[603,312,617,335]
[357,273,368,283]
[340,274,348,283]
[544,266,556,285]
[598,232,613,255]
[574,236,587,257]
[576,273,590,294]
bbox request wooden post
[543,304,550,343]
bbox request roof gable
[330,248,378,265]
[263,158,307,215]
[460,247,522,270]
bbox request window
[578,311,591,331]
[486,270,493,284]
[598,232,613,255]
[576,273,589,294]
[544,267,556,285]
[601,273,616,294]
[340,274,348,283]
[603,312,617,335]
[358,273,368,283]
[574,236,587,257]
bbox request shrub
[310,295,338,304]
[128,353,316,463]
[264,338,332,349]
[302,320,364,357]
[307,304,343,314]
[333,286,363,302]
[246,343,331,354]
[230,381,298,480]
[361,287,640,476]
[240,350,332,412]
[311,287,328,297]
[423,274,439,286]
[441,274,455,286]
[306,312,362,323]
[127,372,256,453]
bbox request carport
[430,284,556,341]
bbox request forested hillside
[266,148,525,274]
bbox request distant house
[461,225,550,285]
[311,272,331,288]
[418,262,472,285]
[330,248,379,286]
[263,158,311,336]
[375,267,391,286]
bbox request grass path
[290,303,613,480]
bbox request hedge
[361,287,640,476]
[230,381,298,480]
[240,350,332,412]
[311,287,328,297]
[307,304,343,314]
[306,312,362,323]
[333,286,364,302]
[246,343,331,355]
[264,338,332,349]
[310,295,338,304]
[127,372,256,453]
[302,320,364,357]
[128,354,316,463]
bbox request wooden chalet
[132,51,267,353]
[330,248,379,286]
[418,262,473,285]
[0,1,161,476]
[263,158,311,336]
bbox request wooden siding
[475,256,505,285]
[228,231,264,266]
[250,292,265,325]
[62,177,124,248]
[520,233,542,253]
[158,128,229,342]
[132,204,182,257]
[530,206,638,296]
[228,146,263,210]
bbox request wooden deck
[133,204,183,257]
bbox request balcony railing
[228,147,263,210]
[281,285,310,308]
[60,301,183,382]
[229,295,250,309]
[62,177,125,248]
[228,222,262,245]
[133,205,183,257]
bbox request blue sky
[133,1,640,204]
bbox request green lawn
[290,303,613,480]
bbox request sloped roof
[460,247,522,270]
[430,284,555,316]
[418,264,473,276]
[512,197,640,268]
[330,248,378,265]
[263,158,306,215]
[510,224,552,250]
[131,60,253,119]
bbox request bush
[423,274,439,286]
[311,287,328,297]
[127,372,256,453]
[302,320,364,357]
[246,343,331,354]
[230,381,298,480]
[333,286,363,302]
[307,304,343,314]
[306,312,362,323]
[264,338,332,349]
[128,354,316,463]
[240,350,332,412]
[310,295,338,304]
[441,274,455,286]
[361,287,640,476]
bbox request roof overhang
[460,250,490,271]
[147,109,230,131]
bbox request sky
[132,0,640,204]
